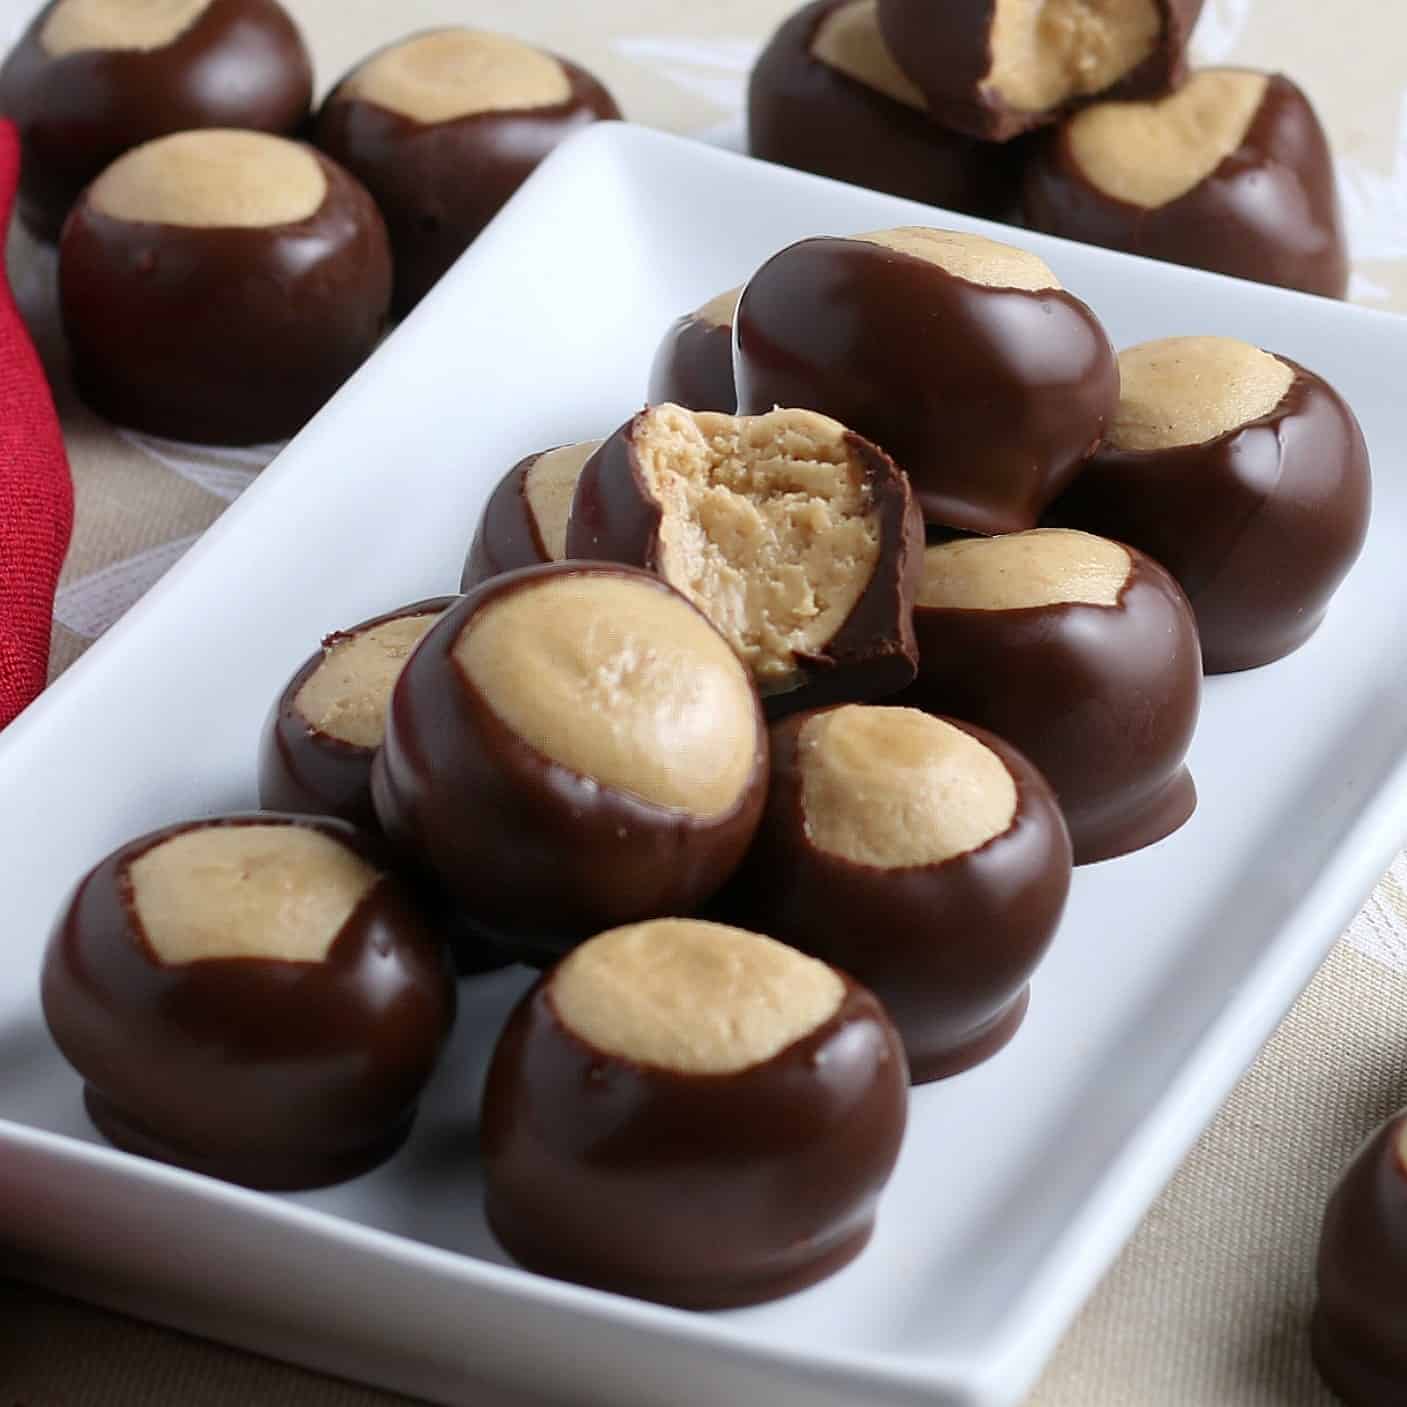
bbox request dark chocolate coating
[371,563,769,956]
[875,0,1204,142]
[748,0,1029,219]
[59,149,392,444]
[734,236,1119,535]
[460,450,564,591]
[258,596,457,832]
[1049,361,1371,672]
[1022,73,1349,298]
[0,0,313,241]
[1313,1114,1407,1405]
[40,814,456,1190]
[726,711,1070,1082]
[482,969,908,1307]
[896,546,1201,863]
[566,412,924,716]
[646,312,736,414]
[315,50,619,316]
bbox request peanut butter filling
[986,0,1162,114]
[692,286,742,330]
[1066,68,1270,208]
[523,442,600,562]
[41,0,213,56]
[800,706,1017,867]
[294,611,442,749]
[920,529,1131,610]
[855,227,1061,290]
[455,572,758,818]
[89,129,327,229]
[552,919,845,1074]
[1108,336,1294,451]
[811,0,926,110]
[632,405,882,687]
[129,824,378,965]
[339,28,571,124]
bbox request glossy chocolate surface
[461,452,562,591]
[734,236,1118,535]
[897,548,1201,863]
[40,814,456,1190]
[646,312,736,414]
[1313,1114,1407,1405]
[258,597,456,832]
[875,0,1203,141]
[58,150,392,444]
[1023,74,1348,298]
[482,969,907,1307]
[566,413,924,715]
[728,712,1070,1081]
[0,0,313,241]
[748,0,1028,218]
[371,563,768,956]
[315,56,619,315]
[1050,362,1371,672]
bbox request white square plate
[3,123,1407,1407]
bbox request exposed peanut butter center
[294,611,442,749]
[551,919,845,1074]
[920,529,1131,610]
[1109,337,1294,451]
[855,228,1060,291]
[800,706,1017,868]
[128,824,379,966]
[1067,69,1270,208]
[40,0,213,56]
[455,573,757,817]
[338,28,571,124]
[693,286,742,330]
[88,130,327,229]
[632,406,882,689]
[523,442,600,562]
[811,0,925,110]
[986,0,1162,113]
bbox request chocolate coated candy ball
[0,0,313,240]
[734,227,1118,535]
[1050,337,1371,672]
[315,29,620,315]
[1023,70,1348,297]
[646,288,739,414]
[482,918,908,1307]
[59,129,392,444]
[42,814,456,1189]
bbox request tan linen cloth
[4,0,1407,1402]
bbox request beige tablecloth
[5,1,1407,1402]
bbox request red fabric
[0,119,73,729]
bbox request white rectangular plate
[4,124,1407,1407]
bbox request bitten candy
[59,129,392,444]
[1313,1113,1407,1405]
[482,918,908,1307]
[733,228,1118,535]
[567,404,924,714]
[460,441,602,591]
[1049,337,1371,672]
[41,814,456,1190]
[749,0,1028,218]
[875,0,1204,141]
[0,0,313,240]
[1023,70,1349,297]
[728,705,1071,1081]
[315,28,620,314]
[372,563,768,960]
[898,528,1201,863]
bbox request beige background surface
[3,0,1407,1402]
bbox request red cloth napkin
[0,119,73,729]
